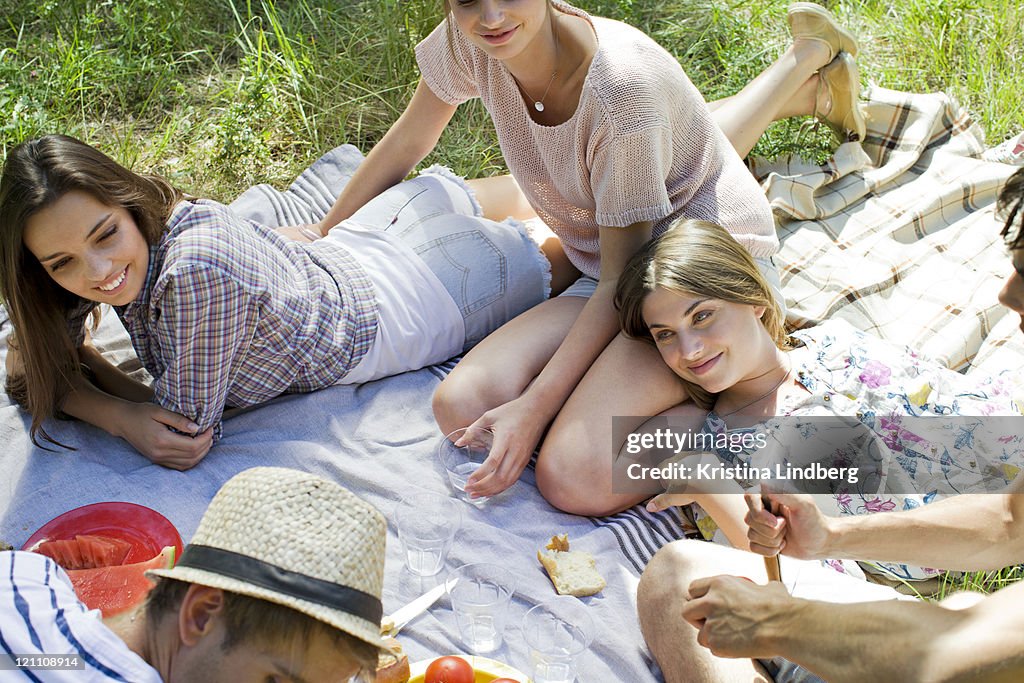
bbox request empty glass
[395,492,461,576]
[522,596,595,683]
[446,562,516,654]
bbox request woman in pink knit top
[313,1,863,515]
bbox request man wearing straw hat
[1,466,389,681]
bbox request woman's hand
[745,491,832,560]
[462,395,548,498]
[113,402,213,470]
[275,224,322,242]
[645,452,743,512]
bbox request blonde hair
[615,219,791,409]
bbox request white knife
[380,580,451,637]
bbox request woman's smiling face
[448,0,551,61]
[23,189,149,306]
[641,286,772,394]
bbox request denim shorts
[346,168,551,348]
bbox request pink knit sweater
[416,1,777,279]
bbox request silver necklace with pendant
[512,17,559,112]
[522,70,558,112]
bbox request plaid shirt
[112,199,377,437]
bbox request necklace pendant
[534,101,544,112]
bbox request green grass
[937,564,1024,598]
[1,0,1021,199]
[882,564,1024,601]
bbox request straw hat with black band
[149,466,388,652]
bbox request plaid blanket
[749,87,1024,378]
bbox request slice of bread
[537,534,606,597]
[375,636,410,683]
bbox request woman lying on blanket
[0,134,562,469]
[614,216,1024,582]
[307,0,866,513]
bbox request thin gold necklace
[717,358,792,418]
[510,17,559,112]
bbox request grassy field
[1,0,1022,593]
[1,0,1021,200]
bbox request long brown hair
[0,134,181,448]
[615,219,791,410]
[999,167,1024,249]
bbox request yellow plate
[409,655,530,683]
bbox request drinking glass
[395,492,460,576]
[446,562,516,654]
[522,596,595,683]
[438,427,495,506]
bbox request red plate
[21,502,183,564]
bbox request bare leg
[638,541,774,683]
[435,311,690,516]
[535,333,690,516]
[468,175,537,221]
[433,296,587,436]
[709,40,832,158]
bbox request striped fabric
[0,551,161,682]
[115,199,377,436]
[749,87,1024,378]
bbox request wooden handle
[761,494,783,582]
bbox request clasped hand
[683,575,795,658]
[116,402,213,470]
[744,490,832,560]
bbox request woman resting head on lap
[0,134,550,469]
[617,219,793,418]
[616,218,1024,583]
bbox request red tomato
[424,656,474,683]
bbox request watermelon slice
[67,546,176,617]
[35,534,132,570]
[80,534,132,567]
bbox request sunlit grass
[0,0,1020,197]
[936,564,1024,598]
